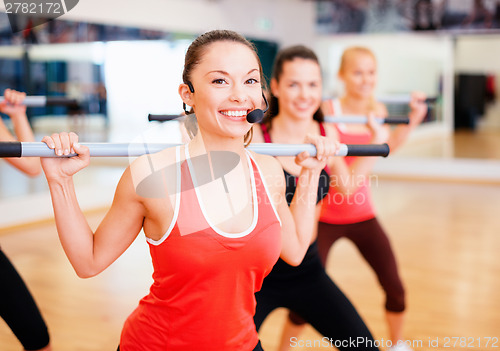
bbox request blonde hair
[339,46,377,74]
[339,46,378,112]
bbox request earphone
[183,82,268,124]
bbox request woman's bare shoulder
[248,150,284,185]
[127,146,179,199]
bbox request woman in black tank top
[0,90,51,351]
[252,46,379,351]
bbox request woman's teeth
[221,110,247,117]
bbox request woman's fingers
[70,133,90,161]
[295,150,310,164]
[59,132,71,156]
[43,132,85,157]
[4,89,25,105]
[69,132,79,154]
[41,136,55,150]
[411,91,426,103]
[409,91,428,126]
[298,134,339,167]
[326,140,340,158]
[315,137,325,161]
[50,133,63,156]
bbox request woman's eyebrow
[205,70,229,76]
[205,69,259,77]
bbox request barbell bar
[324,116,409,124]
[0,96,78,107]
[147,113,409,125]
[377,95,437,105]
[0,142,390,158]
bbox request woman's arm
[328,92,426,194]
[0,89,41,176]
[325,113,389,195]
[283,165,323,265]
[261,134,337,266]
[387,91,427,152]
[42,133,147,278]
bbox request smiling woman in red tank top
[38,30,339,351]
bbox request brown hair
[182,29,267,146]
[263,45,324,131]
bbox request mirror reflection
[0,3,499,201]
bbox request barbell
[147,114,410,125]
[376,95,437,105]
[0,96,77,107]
[324,116,409,124]
[0,141,390,158]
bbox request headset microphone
[246,93,268,124]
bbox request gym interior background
[0,1,499,350]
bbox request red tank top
[320,99,376,224]
[120,146,282,351]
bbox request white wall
[34,0,316,47]
[103,40,189,141]
[58,0,317,134]
[0,0,317,136]
[455,35,500,75]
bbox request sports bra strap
[260,124,272,143]
[319,122,326,137]
[319,123,331,176]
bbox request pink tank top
[120,146,282,351]
[320,99,376,224]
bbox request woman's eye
[212,79,227,85]
[246,78,259,84]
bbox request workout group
[0,29,428,351]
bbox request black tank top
[260,123,330,206]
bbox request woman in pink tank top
[39,30,339,351]
[280,46,427,351]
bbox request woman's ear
[270,78,279,98]
[179,83,194,108]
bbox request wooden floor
[453,129,500,160]
[393,128,500,161]
[1,179,499,351]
